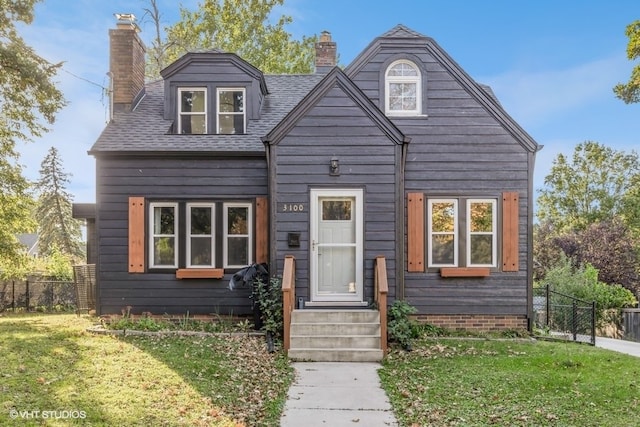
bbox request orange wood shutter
[128,196,145,273]
[502,192,519,272]
[255,197,268,264]
[407,193,425,272]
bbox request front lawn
[380,338,640,426]
[4,314,639,427]
[0,314,292,426]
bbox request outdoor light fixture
[330,157,340,175]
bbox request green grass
[4,314,640,427]
[380,338,640,426]
[0,314,292,426]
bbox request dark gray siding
[95,155,267,315]
[271,85,400,303]
[349,43,532,316]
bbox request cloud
[481,53,629,127]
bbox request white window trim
[466,199,497,267]
[178,87,208,134]
[149,202,179,269]
[186,202,216,268]
[427,199,458,267]
[223,202,253,268]
[385,60,421,116]
[216,88,246,134]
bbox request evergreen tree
[34,147,84,261]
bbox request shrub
[387,300,420,350]
[253,277,283,338]
[556,219,640,295]
[540,255,637,329]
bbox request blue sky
[18,0,640,205]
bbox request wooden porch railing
[282,255,387,354]
[282,255,296,352]
[375,255,389,355]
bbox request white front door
[310,189,363,302]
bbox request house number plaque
[281,203,304,212]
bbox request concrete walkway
[280,362,398,427]
[595,337,640,357]
[278,340,639,426]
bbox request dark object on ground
[229,263,269,330]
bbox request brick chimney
[315,30,336,74]
[109,13,146,116]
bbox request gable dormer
[160,52,268,135]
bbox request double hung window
[176,87,246,135]
[150,203,178,268]
[178,88,207,134]
[149,201,253,270]
[427,198,497,268]
[224,203,252,268]
[217,88,245,134]
[187,203,215,268]
[467,199,497,267]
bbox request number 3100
[283,204,304,212]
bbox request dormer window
[178,88,207,134]
[385,60,421,116]
[217,88,245,134]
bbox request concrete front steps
[288,309,384,362]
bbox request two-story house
[80,16,540,359]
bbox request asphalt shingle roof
[90,74,324,155]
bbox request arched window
[385,60,421,116]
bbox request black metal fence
[0,279,76,312]
[533,285,596,345]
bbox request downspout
[527,149,539,331]
[262,138,278,276]
[397,138,410,301]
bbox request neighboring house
[79,16,540,332]
[16,234,39,258]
